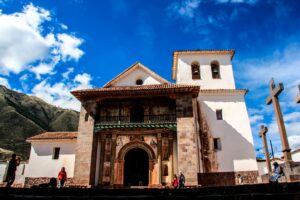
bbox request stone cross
[296,85,300,103]
[259,125,272,174]
[266,78,292,162]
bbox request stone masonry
[176,94,199,186]
[73,101,97,186]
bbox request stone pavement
[0,182,299,200]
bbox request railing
[96,114,176,124]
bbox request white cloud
[250,114,264,124]
[289,135,300,150]
[167,0,201,19]
[62,67,74,80]
[237,44,300,95]
[216,0,258,4]
[0,77,10,88]
[57,33,84,61]
[60,23,68,30]
[74,73,92,89]
[0,6,50,74]
[19,3,50,30]
[0,3,84,79]
[31,73,93,111]
[29,63,56,80]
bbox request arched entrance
[124,148,149,186]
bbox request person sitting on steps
[269,162,284,183]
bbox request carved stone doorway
[124,148,149,186]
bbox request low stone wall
[24,177,75,188]
[198,171,259,186]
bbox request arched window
[211,61,220,79]
[136,79,143,85]
[191,61,200,79]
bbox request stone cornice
[198,89,248,96]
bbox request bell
[212,67,219,73]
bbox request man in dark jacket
[6,154,20,188]
[179,171,185,189]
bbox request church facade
[25,50,258,187]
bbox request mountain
[0,85,79,159]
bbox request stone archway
[124,148,149,186]
[114,141,156,186]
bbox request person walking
[179,171,185,189]
[172,174,179,189]
[5,154,20,188]
[58,167,67,188]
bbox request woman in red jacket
[58,167,67,188]
[172,174,179,189]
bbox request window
[130,105,144,122]
[213,138,221,151]
[136,79,143,85]
[216,109,223,120]
[191,61,200,79]
[211,61,220,79]
[85,113,89,121]
[53,147,60,159]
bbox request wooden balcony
[95,114,176,125]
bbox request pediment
[103,62,169,87]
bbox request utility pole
[269,140,275,159]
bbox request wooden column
[98,134,106,185]
[259,125,272,174]
[157,133,162,185]
[110,133,117,186]
[266,79,292,162]
[168,133,174,180]
[296,85,300,103]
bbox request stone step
[0,182,299,199]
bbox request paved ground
[0,182,299,199]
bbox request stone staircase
[0,182,299,199]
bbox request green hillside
[0,85,79,159]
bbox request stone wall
[176,94,199,186]
[24,177,76,188]
[73,101,97,186]
[198,171,259,186]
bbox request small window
[213,138,221,151]
[85,113,89,121]
[216,109,223,120]
[191,61,200,79]
[211,61,220,79]
[136,79,143,85]
[53,147,60,159]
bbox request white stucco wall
[176,54,235,89]
[0,161,7,182]
[25,141,76,178]
[114,68,162,86]
[257,161,268,176]
[198,94,258,172]
[292,151,300,162]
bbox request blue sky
[0,0,300,158]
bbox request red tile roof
[71,83,200,100]
[27,132,77,141]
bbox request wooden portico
[71,83,200,187]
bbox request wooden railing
[96,114,176,124]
